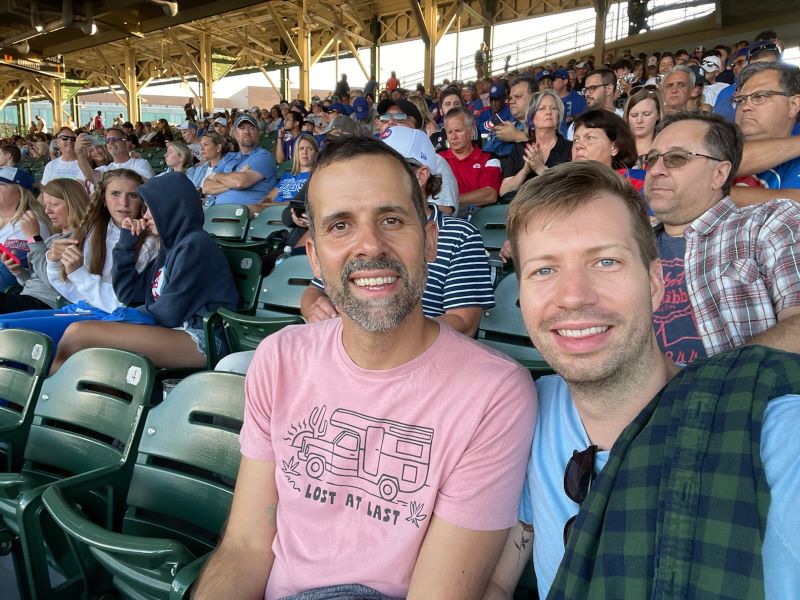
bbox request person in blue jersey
[50,172,239,373]
[731,62,800,205]
[302,127,494,338]
[259,134,318,204]
[476,83,516,157]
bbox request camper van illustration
[293,407,434,502]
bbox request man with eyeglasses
[566,68,620,140]
[645,111,800,364]
[484,159,800,599]
[40,128,85,186]
[74,127,154,185]
[731,62,800,206]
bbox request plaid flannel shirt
[548,346,800,600]
[681,196,800,356]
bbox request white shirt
[40,157,85,186]
[703,82,730,107]
[96,157,155,180]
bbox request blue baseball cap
[233,113,258,128]
[0,166,34,192]
[553,68,570,79]
[324,102,350,114]
[536,70,555,81]
[488,84,506,99]
[352,97,370,121]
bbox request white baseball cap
[701,55,721,73]
[378,126,438,174]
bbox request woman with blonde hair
[500,90,572,198]
[0,178,89,311]
[407,95,439,137]
[158,140,194,174]
[0,169,52,288]
[261,133,319,205]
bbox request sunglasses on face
[563,445,598,545]
[640,149,725,170]
[379,112,408,123]
[58,135,77,142]
[105,136,124,143]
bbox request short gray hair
[527,90,565,131]
[444,106,475,127]
[661,65,695,89]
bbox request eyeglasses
[730,90,792,108]
[579,83,612,96]
[630,84,659,95]
[640,149,725,170]
[563,445,598,545]
[379,112,408,123]
[58,135,76,142]
[104,136,124,143]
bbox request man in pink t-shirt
[195,135,536,599]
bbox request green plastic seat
[203,204,250,243]
[276,159,293,177]
[42,371,246,600]
[249,204,289,240]
[470,204,509,251]
[0,347,154,598]
[0,330,52,473]
[207,254,311,362]
[477,273,553,378]
[220,247,262,314]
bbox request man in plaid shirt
[645,111,800,362]
[484,161,800,599]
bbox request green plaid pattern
[548,346,800,600]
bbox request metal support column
[51,79,63,129]
[280,67,290,101]
[123,42,140,123]
[198,32,214,115]
[297,0,311,104]
[593,0,609,67]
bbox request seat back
[0,330,52,472]
[203,204,250,242]
[276,160,293,177]
[256,254,314,317]
[220,247,262,313]
[24,348,154,481]
[248,204,288,242]
[470,204,508,251]
[123,372,245,554]
[477,273,550,372]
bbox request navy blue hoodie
[112,172,239,328]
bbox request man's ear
[789,94,800,121]
[711,159,732,192]
[649,258,665,311]
[305,238,323,280]
[424,219,438,264]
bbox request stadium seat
[205,254,311,364]
[477,273,553,378]
[245,204,290,251]
[220,247,262,314]
[41,371,246,600]
[276,160,293,177]
[203,204,250,243]
[470,203,508,251]
[0,329,52,473]
[0,348,154,598]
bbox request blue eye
[597,258,618,267]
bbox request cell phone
[91,134,106,146]
[491,114,505,127]
[0,243,21,265]
[290,200,307,217]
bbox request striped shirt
[311,204,495,317]
[677,196,800,356]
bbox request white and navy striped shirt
[311,204,495,317]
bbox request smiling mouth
[555,326,609,338]
[352,276,397,287]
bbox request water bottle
[274,245,293,267]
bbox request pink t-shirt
[240,318,537,598]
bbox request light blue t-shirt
[519,375,800,599]
[211,147,277,205]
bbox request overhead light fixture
[81,2,98,35]
[14,40,30,55]
[31,8,45,33]
[150,1,179,18]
